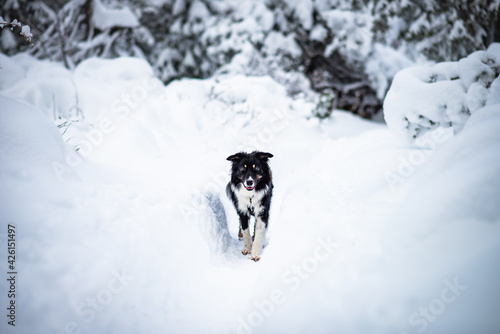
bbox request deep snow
[384,43,500,142]
[0,53,499,334]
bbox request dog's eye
[252,164,255,169]
[244,165,247,168]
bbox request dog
[226,151,273,261]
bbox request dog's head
[227,151,273,191]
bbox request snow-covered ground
[0,52,499,334]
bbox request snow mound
[92,0,139,30]
[0,95,67,177]
[381,101,500,333]
[74,57,154,82]
[384,43,500,142]
[405,103,500,223]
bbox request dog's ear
[257,152,273,161]
[227,152,245,162]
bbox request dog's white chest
[232,185,266,216]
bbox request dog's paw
[241,248,251,255]
[250,249,261,261]
[250,255,260,262]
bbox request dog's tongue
[245,186,254,191]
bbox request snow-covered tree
[1,0,500,119]
[372,0,500,61]
[0,0,146,68]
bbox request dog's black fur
[226,151,273,261]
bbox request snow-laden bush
[384,43,500,142]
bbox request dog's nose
[246,179,253,186]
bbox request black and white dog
[226,151,273,261]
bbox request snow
[0,96,67,176]
[189,0,210,19]
[92,0,140,30]
[287,0,314,30]
[383,43,500,142]
[310,24,328,41]
[322,10,373,61]
[263,32,302,58]
[19,25,32,42]
[365,43,416,99]
[1,49,499,334]
[0,54,25,89]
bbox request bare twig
[70,79,84,120]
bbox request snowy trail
[1,55,500,334]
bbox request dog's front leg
[239,214,252,255]
[250,217,266,261]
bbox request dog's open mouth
[245,186,255,191]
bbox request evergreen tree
[372,0,500,61]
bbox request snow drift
[384,43,500,142]
[0,48,499,334]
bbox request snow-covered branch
[0,17,33,46]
